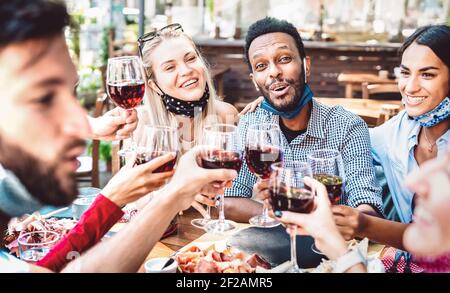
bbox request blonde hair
[140,29,221,153]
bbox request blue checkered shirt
[225,98,384,215]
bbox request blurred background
[66,0,449,187]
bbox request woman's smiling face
[398,42,449,117]
[149,36,207,102]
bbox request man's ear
[305,56,311,83]
[249,73,260,92]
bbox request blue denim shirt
[370,110,449,223]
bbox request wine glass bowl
[106,56,145,156]
[307,149,345,254]
[192,124,241,232]
[269,161,314,273]
[136,125,179,173]
[245,123,284,228]
[307,149,345,205]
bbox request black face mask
[155,83,210,118]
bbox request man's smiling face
[248,32,307,112]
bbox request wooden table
[316,97,403,126]
[338,72,397,99]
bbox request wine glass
[307,149,345,254]
[245,123,284,228]
[134,125,179,172]
[269,161,314,273]
[106,56,145,156]
[195,124,242,233]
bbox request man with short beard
[224,17,384,223]
[0,0,237,273]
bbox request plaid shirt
[225,99,384,215]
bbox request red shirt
[36,194,124,272]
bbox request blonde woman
[136,23,237,151]
[134,23,238,217]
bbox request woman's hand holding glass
[264,177,349,261]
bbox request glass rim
[248,123,280,131]
[18,231,60,246]
[271,161,311,172]
[307,149,341,161]
[204,123,237,133]
[144,125,178,132]
[107,55,140,62]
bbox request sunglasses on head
[137,23,184,58]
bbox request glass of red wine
[193,124,241,233]
[307,149,345,254]
[135,125,179,172]
[245,123,284,228]
[106,56,145,156]
[269,161,314,273]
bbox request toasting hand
[89,107,138,141]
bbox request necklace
[423,128,436,153]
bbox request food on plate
[3,213,77,256]
[175,244,271,273]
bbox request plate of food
[175,241,271,273]
[3,211,77,257]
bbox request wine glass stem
[206,205,211,220]
[262,205,270,220]
[126,108,136,150]
[218,194,225,224]
[289,224,299,270]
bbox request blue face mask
[260,84,314,119]
[0,168,44,217]
[413,97,450,128]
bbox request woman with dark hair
[331,25,449,248]
[264,25,450,273]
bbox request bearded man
[224,17,384,224]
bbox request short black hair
[244,17,306,71]
[399,25,450,70]
[0,0,70,49]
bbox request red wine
[313,174,343,204]
[269,184,314,213]
[135,151,177,173]
[107,81,145,109]
[245,145,282,179]
[200,150,242,172]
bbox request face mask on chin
[412,97,450,127]
[259,69,313,119]
[155,83,210,118]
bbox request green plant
[99,26,112,66]
[87,141,112,162]
[69,12,85,62]
[100,141,112,162]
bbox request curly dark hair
[0,0,70,49]
[244,17,306,71]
